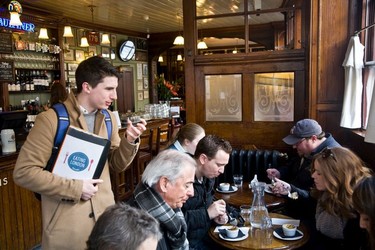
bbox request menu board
[0,33,13,54]
[0,60,15,82]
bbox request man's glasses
[320,147,337,161]
[294,138,306,146]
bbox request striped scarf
[134,183,189,250]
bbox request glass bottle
[250,182,270,228]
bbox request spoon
[228,213,237,226]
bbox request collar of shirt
[173,140,187,153]
[79,105,98,115]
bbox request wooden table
[215,182,286,210]
[209,213,309,250]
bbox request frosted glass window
[254,72,294,121]
[205,74,242,121]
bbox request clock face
[119,40,135,61]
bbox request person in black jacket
[181,135,232,250]
[353,176,375,250]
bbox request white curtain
[340,35,364,128]
[365,67,375,143]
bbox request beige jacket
[13,93,138,249]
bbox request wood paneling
[0,154,42,250]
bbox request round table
[215,182,286,210]
[209,213,310,250]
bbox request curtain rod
[354,23,375,35]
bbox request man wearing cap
[267,119,340,219]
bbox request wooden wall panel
[0,155,42,250]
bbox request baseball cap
[282,119,323,145]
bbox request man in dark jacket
[267,118,341,219]
[182,135,232,250]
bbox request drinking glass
[240,205,251,226]
[233,174,243,188]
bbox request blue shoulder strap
[52,103,70,147]
[101,109,112,139]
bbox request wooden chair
[134,128,154,184]
[152,123,172,156]
[110,163,135,202]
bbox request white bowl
[282,224,297,237]
[219,183,230,191]
[225,227,239,238]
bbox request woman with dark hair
[353,176,375,250]
[311,147,372,249]
[49,81,68,106]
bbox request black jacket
[181,177,215,248]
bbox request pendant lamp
[63,26,74,38]
[101,34,110,45]
[173,35,184,46]
[38,28,49,40]
[8,1,23,26]
[80,36,89,47]
[197,40,208,49]
[158,55,164,62]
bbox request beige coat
[13,93,138,249]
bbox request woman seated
[127,149,196,250]
[167,123,205,156]
[311,147,371,250]
[353,176,375,250]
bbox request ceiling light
[158,55,164,62]
[101,34,110,45]
[177,54,183,61]
[197,40,208,49]
[173,35,184,46]
[80,37,89,47]
[8,1,23,26]
[233,48,238,54]
[38,28,49,40]
[63,25,74,38]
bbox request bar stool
[134,128,154,184]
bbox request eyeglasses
[294,138,306,146]
[320,147,337,161]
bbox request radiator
[217,149,288,184]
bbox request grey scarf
[134,183,189,250]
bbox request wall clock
[119,40,135,61]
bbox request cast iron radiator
[217,149,288,184]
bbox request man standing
[182,135,232,250]
[13,56,146,249]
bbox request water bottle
[250,182,269,228]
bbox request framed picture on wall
[101,47,110,59]
[111,34,117,47]
[142,63,148,76]
[138,92,144,101]
[143,90,149,99]
[75,50,85,62]
[143,78,148,89]
[64,49,75,61]
[137,80,143,90]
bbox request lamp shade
[63,26,74,37]
[8,0,22,26]
[101,34,110,44]
[173,35,184,45]
[80,37,89,47]
[38,28,49,39]
[197,40,208,49]
[177,54,183,61]
[158,55,164,62]
[9,12,22,26]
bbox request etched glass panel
[205,74,242,121]
[254,72,294,121]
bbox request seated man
[182,135,233,250]
[127,149,196,250]
[87,203,162,250]
[267,119,340,219]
